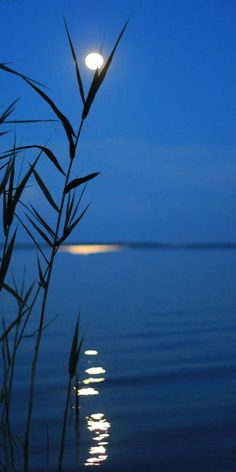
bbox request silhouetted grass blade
[29,204,55,238]
[0,63,47,87]
[2,317,10,364]
[22,79,76,158]
[0,300,29,342]
[7,142,16,226]
[17,214,49,263]
[4,145,65,176]
[0,162,9,172]
[65,172,99,193]
[2,282,24,305]
[25,214,53,247]
[33,170,59,212]
[65,185,87,229]
[82,69,99,120]
[57,203,90,246]
[82,20,128,119]
[0,149,22,160]
[96,19,128,89]
[0,64,76,158]
[3,188,8,236]
[64,18,85,105]
[0,160,11,195]
[37,256,46,289]
[69,316,79,379]
[0,229,17,290]
[68,316,83,379]
[9,158,38,227]
[0,98,19,124]
[5,119,57,124]
[64,192,75,229]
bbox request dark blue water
[1,247,236,471]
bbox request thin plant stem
[58,378,71,471]
[23,119,84,471]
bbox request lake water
[1,246,236,471]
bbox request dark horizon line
[2,241,236,250]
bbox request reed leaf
[82,20,128,119]
[16,214,49,264]
[3,145,65,176]
[81,69,99,120]
[3,188,8,236]
[68,316,83,379]
[5,119,57,124]
[0,229,17,290]
[33,169,59,212]
[21,282,35,308]
[68,185,87,228]
[2,317,10,365]
[0,160,11,195]
[0,161,10,172]
[64,18,85,105]
[0,98,19,125]
[0,63,47,87]
[0,308,28,343]
[0,149,22,160]
[65,172,99,193]
[25,214,53,247]
[8,158,38,227]
[94,19,128,90]
[2,282,25,305]
[64,192,74,232]
[57,203,90,246]
[37,257,46,289]
[29,204,55,238]
[0,63,76,158]
[7,145,16,225]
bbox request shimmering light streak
[89,446,106,455]
[83,377,105,385]
[84,350,98,356]
[93,434,109,442]
[77,388,99,396]
[85,413,111,467]
[87,419,111,432]
[85,367,106,375]
[91,413,104,420]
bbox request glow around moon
[85,52,104,70]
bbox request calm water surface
[1,247,236,471]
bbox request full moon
[85,52,104,70]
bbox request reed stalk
[0,18,128,470]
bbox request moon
[85,52,104,70]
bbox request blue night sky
[0,0,235,243]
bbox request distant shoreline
[1,241,236,251]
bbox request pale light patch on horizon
[60,244,124,256]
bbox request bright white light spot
[78,388,99,396]
[84,350,98,356]
[83,377,105,385]
[85,367,106,375]
[90,413,104,420]
[89,446,106,455]
[85,53,104,70]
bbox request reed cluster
[0,19,127,471]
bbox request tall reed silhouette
[0,18,128,471]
